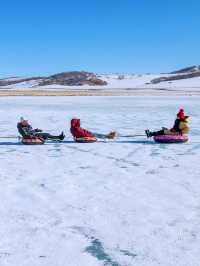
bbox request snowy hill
[0,73,158,90]
[151,65,200,85]
[0,66,200,91]
[171,65,200,74]
[0,72,107,89]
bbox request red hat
[177,108,185,120]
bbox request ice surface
[0,96,199,266]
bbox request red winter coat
[70,118,94,138]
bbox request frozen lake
[0,96,199,266]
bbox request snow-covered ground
[100,74,200,91]
[0,96,199,266]
[149,76,200,90]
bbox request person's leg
[47,132,65,140]
[152,129,165,136]
[145,129,165,138]
[92,133,107,139]
[92,132,117,139]
[35,133,50,140]
[164,129,180,135]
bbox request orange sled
[74,136,97,143]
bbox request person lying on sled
[17,117,65,140]
[145,109,190,138]
[70,118,117,139]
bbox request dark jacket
[17,122,35,137]
[17,121,42,137]
[171,119,181,133]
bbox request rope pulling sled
[0,133,189,144]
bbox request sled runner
[153,134,188,143]
[21,136,45,145]
[74,136,97,143]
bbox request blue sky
[0,0,199,76]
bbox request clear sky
[0,0,199,76]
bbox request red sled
[21,136,45,145]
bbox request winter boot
[145,129,153,138]
[59,132,65,141]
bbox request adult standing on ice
[145,109,190,138]
[17,117,65,141]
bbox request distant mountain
[151,65,200,84]
[171,65,200,74]
[1,66,200,89]
[0,71,107,88]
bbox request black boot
[145,129,153,138]
[145,129,165,138]
[59,132,65,141]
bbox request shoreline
[0,89,199,96]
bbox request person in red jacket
[70,118,116,139]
